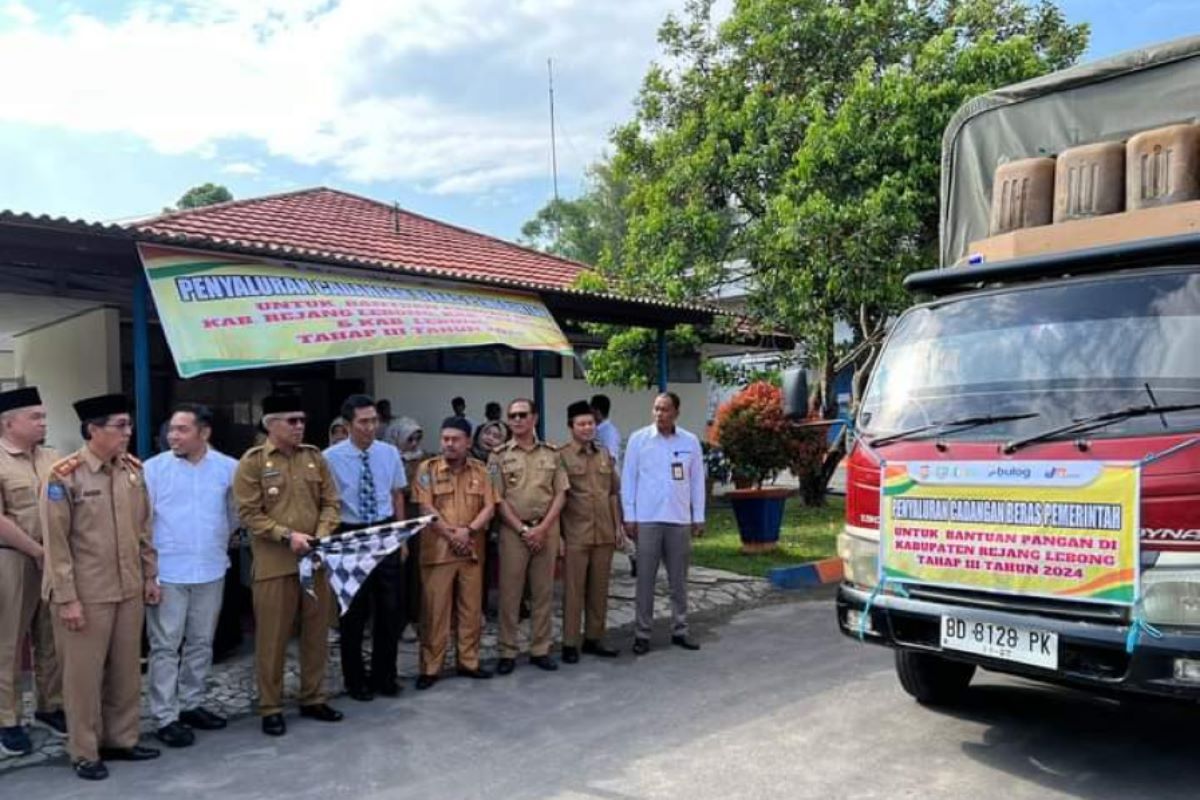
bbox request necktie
[359,448,377,524]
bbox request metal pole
[657,328,669,393]
[534,352,546,441]
[132,273,152,458]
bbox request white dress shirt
[620,424,705,525]
[144,447,239,585]
[323,439,408,524]
[596,419,622,466]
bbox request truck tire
[894,650,976,705]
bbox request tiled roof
[130,187,589,292]
[0,209,130,237]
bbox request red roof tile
[130,187,588,291]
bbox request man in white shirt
[621,392,705,655]
[143,404,239,748]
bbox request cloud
[221,161,262,176]
[0,0,683,195]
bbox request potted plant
[710,381,795,553]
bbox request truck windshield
[859,268,1200,441]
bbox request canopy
[138,244,574,378]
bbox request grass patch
[692,495,844,578]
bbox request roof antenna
[547,57,559,205]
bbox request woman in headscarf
[471,419,510,463]
[391,417,427,640]
[327,416,350,447]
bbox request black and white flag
[299,515,434,614]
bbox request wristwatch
[520,524,530,535]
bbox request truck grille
[904,585,1129,624]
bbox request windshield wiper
[1003,403,1200,454]
[869,413,1040,449]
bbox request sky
[0,0,1194,242]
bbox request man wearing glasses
[42,394,160,781]
[234,395,342,737]
[491,399,569,674]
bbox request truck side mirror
[781,368,809,419]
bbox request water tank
[1126,123,1200,209]
[1054,141,1125,221]
[989,157,1055,234]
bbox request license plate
[940,616,1058,670]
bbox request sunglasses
[507,411,531,420]
[283,416,307,426]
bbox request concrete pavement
[5,591,1200,798]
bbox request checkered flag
[299,515,435,614]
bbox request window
[386,346,562,378]
[669,353,703,383]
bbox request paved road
[5,591,1199,799]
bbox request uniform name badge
[671,462,684,481]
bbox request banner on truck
[138,244,574,378]
[879,460,1139,605]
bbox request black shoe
[530,655,558,672]
[561,646,580,664]
[73,759,109,781]
[347,686,375,702]
[415,675,438,691]
[373,680,402,697]
[34,709,68,737]
[671,635,701,651]
[155,721,195,748]
[496,658,516,676]
[299,703,343,722]
[0,725,32,756]
[632,638,650,655]
[582,639,620,658]
[456,666,494,680]
[261,713,286,737]
[99,745,160,761]
[180,707,227,731]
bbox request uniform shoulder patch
[417,468,432,490]
[47,482,67,502]
[51,455,81,479]
[299,443,320,451]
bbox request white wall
[13,308,120,453]
[0,351,14,378]
[369,354,711,450]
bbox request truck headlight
[838,529,879,589]
[1141,567,1200,626]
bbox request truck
[826,35,1200,705]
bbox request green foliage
[694,498,843,576]
[582,0,1088,408]
[578,324,701,390]
[519,161,628,268]
[176,183,233,210]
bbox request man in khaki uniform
[234,395,342,737]
[491,398,568,675]
[0,387,64,757]
[559,401,625,664]
[412,417,496,690]
[42,394,160,781]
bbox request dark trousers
[338,520,405,691]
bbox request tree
[175,183,233,211]
[600,0,1088,410]
[519,161,628,268]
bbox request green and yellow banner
[880,460,1140,605]
[138,244,574,378]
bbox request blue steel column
[657,328,669,393]
[133,273,152,458]
[534,351,546,441]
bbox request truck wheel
[894,650,976,705]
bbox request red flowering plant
[710,382,795,488]
[711,380,830,500]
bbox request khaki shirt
[560,440,620,547]
[489,439,569,524]
[41,447,157,604]
[234,441,340,581]
[412,456,495,566]
[0,440,58,546]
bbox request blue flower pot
[728,488,791,552]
